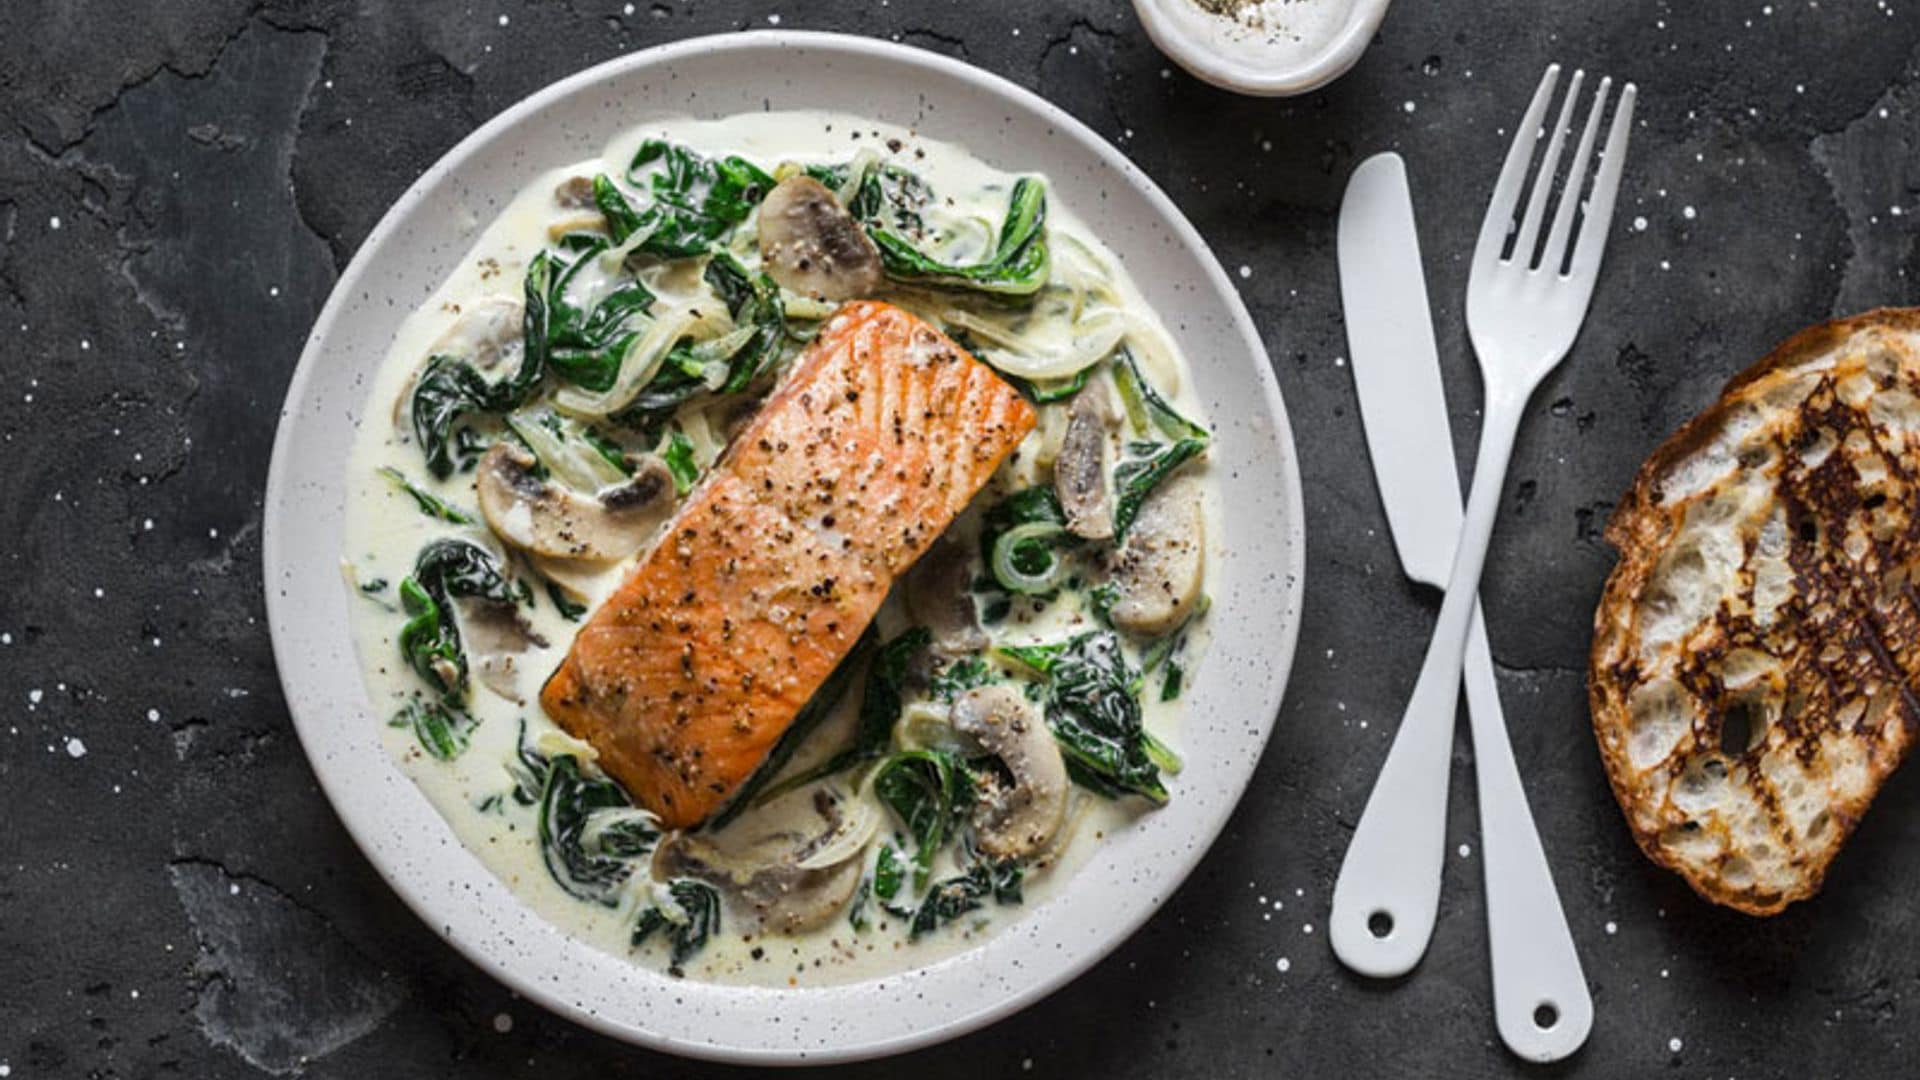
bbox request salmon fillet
[540,300,1037,828]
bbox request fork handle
[1330,391,1525,977]
[1464,605,1593,1061]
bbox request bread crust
[1590,308,1920,916]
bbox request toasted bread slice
[1590,308,1920,915]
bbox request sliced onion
[551,303,709,417]
[505,412,627,493]
[676,405,726,468]
[944,307,1127,383]
[897,701,983,756]
[794,797,880,871]
[991,521,1071,594]
[533,725,600,763]
[1028,399,1070,469]
[691,323,758,388]
[834,148,880,207]
[780,292,837,322]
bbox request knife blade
[1331,151,1592,1061]
[1337,152,1464,572]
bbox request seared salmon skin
[540,301,1038,828]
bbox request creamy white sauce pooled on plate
[342,111,1217,987]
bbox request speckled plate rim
[264,30,1305,1065]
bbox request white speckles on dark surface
[3,1,1919,1077]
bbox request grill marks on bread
[1591,309,1920,915]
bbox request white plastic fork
[1328,64,1636,1054]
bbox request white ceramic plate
[264,30,1305,1064]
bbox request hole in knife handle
[1367,910,1394,940]
[1533,1002,1560,1030]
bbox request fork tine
[1543,76,1611,274]
[1473,64,1562,268]
[1511,69,1584,269]
[1568,82,1638,280]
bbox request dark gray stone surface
[4,1,1919,1076]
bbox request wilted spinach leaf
[905,859,1022,940]
[530,236,656,393]
[377,466,474,524]
[538,752,659,905]
[410,251,563,477]
[661,428,699,496]
[873,748,972,892]
[928,656,996,703]
[1110,346,1209,441]
[1002,366,1092,405]
[545,581,588,622]
[396,540,521,700]
[396,697,475,760]
[873,843,905,903]
[999,630,1168,803]
[855,164,932,233]
[1111,438,1207,541]
[868,177,1050,297]
[597,141,774,259]
[703,251,786,393]
[631,878,721,970]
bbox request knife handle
[1463,607,1593,1061]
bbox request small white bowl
[1132,0,1392,96]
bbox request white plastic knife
[1329,152,1592,1061]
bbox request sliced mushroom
[1106,474,1206,636]
[456,599,549,704]
[653,788,878,935]
[476,442,674,562]
[393,298,526,428]
[526,553,605,604]
[1054,386,1115,540]
[949,685,1068,861]
[756,175,885,301]
[554,175,597,209]
[436,296,524,372]
[906,536,987,653]
[547,176,607,239]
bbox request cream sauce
[342,112,1216,987]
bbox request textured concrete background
[4,1,1920,1076]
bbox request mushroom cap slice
[756,175,885,302]
[457,599,549,704]
[1106,474,1206,637]
[392,297,524,428]
[1054,386,1115,540]
[905,535,988,654]
[949,685,1069,861]
[434,296,524,373]
[476,442,673,563]
[653,788,877,935]
[553,175,597,209]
